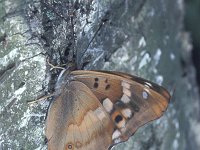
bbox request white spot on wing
[123,88,131,97]
[103,98,113,113]
[112,130,121,140]
[121,108,132,118]
[142,91,148,99]
[144,82,152,88]
[114,138,121,144]
[121,94,131,103]
[121,81,131,89]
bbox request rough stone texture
[0,0,47,149]
[0,0,200,150]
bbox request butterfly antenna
[20,51,46,63]
[169,83,176,102]
[79,11,110,63]
[27,93,55,104]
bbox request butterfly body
[45,70,170,150]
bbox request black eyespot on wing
[115,115,123,123]
[67,143,73,149]
[105,84,111,90]
[105,78,108,83]
[93,82,99,88]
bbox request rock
[0,0,199,150]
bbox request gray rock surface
[0,0,200,150]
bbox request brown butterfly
[45,69,170,150]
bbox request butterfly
[45,69,170,150]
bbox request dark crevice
[17,82,26,90]
[192,44,200,95]
[0,98,17,119]
[184,0,200,96]
[0,63,16,81]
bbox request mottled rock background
[0,0,200,150]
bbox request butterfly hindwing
[46,80,115,150]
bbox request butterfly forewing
[46,70,170,150]
[70,70,170,145]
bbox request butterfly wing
[46,70,170,150]
[46,80,115,150]
[70,70,170,146]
